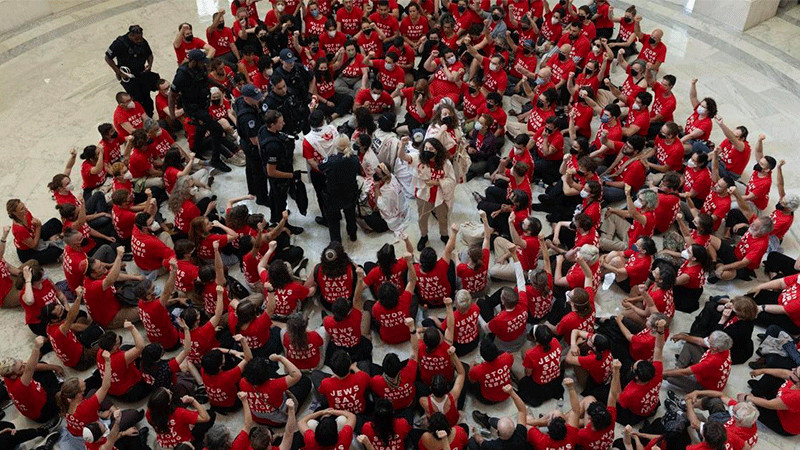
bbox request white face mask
[489,63,498,71]
[633,199,643,209]
[371,93,380,100]
[126,101,135,109]
[65,183,73,191]
[592,45,600,53]
[385,63,394,71]
[446,56,457,65]
[474,121,483,131]
[266,69,274,76]
[580,190,589,198]
[123,171,133,180]
[190,186,199,196]
[632,103,641,111]
[680,249,690,259]
[697,105,707,115]
[277,4,285,11]
[328,30,336,38]
[551,18,558,25]
[687,159,697,168]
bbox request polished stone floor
[2,0,800,448]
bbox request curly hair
[168,175,194,213]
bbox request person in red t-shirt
[96,321,150,402]
[645,73,677,137]
[299,408,357,450]
[173,23,215,65]
[633,18,667,71]
[147,386,214,448]
[137,260,182,351]
[575,360,622,450]
[714,215,773,282]
[241,354,312,426]
[372,265,417,344]
[112,93,146,139]
[201,336,252,413]
[684,391,759,449]
[682,78,718,153]
[131,212,175,275]
[371,319,419,413]
[617,319,666,425]
[59,350,113,439]
[519,325,563,407]
[83,246,142,329]
[601,236,656,293]
[354,80,395,115]
[599,136,647,204]
[322,270,373,364]
[319,350,371,414]
[42,288,97,370]
[664,330,732,392]
[362,399,412,450]
[206,11,240,66]
[599,185,657,252]
[467,340,514,404]
[0,336,61,422]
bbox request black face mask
[373,172,383,182]
[584,68,593,75]
[658,132,667,139]
[492,13,502,21]
[569,34,578,41]
[394,39,404,48]
[624,17,632,23]
[630,68,639,77]
[429,39,439,46]
[442,116,456,127]
[486,102,496,109]
[217,22,225,29]
[558,52,567,61]
[536,100,545,109]
[146,138,154,145]
[569,147,579,155]
[578,15,587,21]
[649,37,657,45]
[363,29,372,35]
[423,150,435,160]
[753,163,763,172]
[109,131,119,140]
[458,5,466,13]
[259,35,269,42]
[776,203,787,211]
[185,34,194,42]
[468,86,477,95]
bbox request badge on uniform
[248,120,256,129]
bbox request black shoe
[749,357,767,370]
[417,235,429,251]
[757,333,767,340]
[315,216,327,226]
[138,426,150,448]
[440,235,449,243]
[707,275,720,284]
[349,233,357,242]
[472,411,492,430]
[530,203,548,212]
[287,224,304,235]
[472,191,485,203]
[36,430,60,450]
[293,258,309,277]
[195,386,209,404]
[666,390,686,411]
[210,159,232,172]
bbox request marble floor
[2,0,800,449]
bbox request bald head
[496,417,515,439]
[539,67,552,79]
[652,29,664,40]
[559,44,572,55]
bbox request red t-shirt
[516,235,540,272]
[4,376,47,420]
[442,303,481,345]
[174,199,201,234]
[336,6,364,35]
[283,331,324,371]
[174,37,208,63]
[482,58,509,93]
[176,260,199,293]
[734,231,770,270]
[577,406,616,450]
[113,102,145,138]
[112,205,136,241]
[629,327,669,362]
[488,299,529,342]
[66,394,100,436]
[189,321,220,364]
[147,407,199,448]
[272,281,310,316]
[527,425,578,450]
[624,251,652,287]
[228,306,273,350]
[684,106,713,141]
[745,172,772,210]
[654,192,681,234]
[684,167,712,202]
[578,350,612,384]
[364,259,407,293]
[206,27,235,55]
[776,380,800,435]
[131,227,175,271]
[372,59,406,92]
[702,191,732,231]
[418,341,453,384]
[47,322,83,368]
[369,359,417,410]
[719,139,751,177]
[128,148,152,179]
[468,353,514,402]
[20,278,59,325]
[638,34,667,64]
[97,350,142,396]
[456,249,490,294]
[651,81,676,122]
[362,419,411,450]
[81,160,105,190]
[84,277,121,328]
[415,259,451,306]
[399,16,429,41]
[324,309,363,348]
[372,291,412,344]
[319,371,371,413]
[618,361,662,416]
[139,299,179,349]
[355,89,394,114]
[315,264,356,305]
[724,399,759,447]
[304,424,354,450]
[203,365,242,408]
[523,338,562,384]
[691,349,731,390]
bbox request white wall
[0,0,96,35]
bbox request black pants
[269,179,291,223]
[325,337,373,365]
[191,410,217,449]
[110,380,151,403]
[534,158,562,185]
[317,93,354,118]
[185,104,233,162]
[326,201,357,243]
[753,290,800,334]
[673,285,703,313]
[309,170,327,221]
[517,373,564,407]
[360,211,389,233]
[31,370,61,422]
[749,374,797,436]
[16,218,63,265]
[765,252,798,278]
[122,71,160,117]
[0,421,47,448]
[243,144,269,205]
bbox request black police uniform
[106,33,160,116]
[274,64,313,102]
[258,127,295,223]
[171,63,237,165]
[233,97,270,205]
[319,152,361,242]
[265,88,309,136]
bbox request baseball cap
[128,24,143,34]
[280,48,297,62]
[241,84,264,101]
[187,49,208,62]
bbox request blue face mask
[600,115,610,124]
[311,9,320,17]
[631,243,640,253]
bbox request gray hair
[638,189,659,210]
[782,194,800,212]
[143,117,159,132]
[454,289,473,313]
[708,331,733,352]
[168,175,194,213]
[751,216,775,237]
[732,401,759,427]
[204,424,232,450]
[577,244,600,265]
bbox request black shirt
[274,65,313,101]
[171,64,210,108]
[265,90,306,134]
[258,128,294,175]
[479,424,531,450]
[319,153,360,208]
[233,97,265,150]
[106,34,152,74]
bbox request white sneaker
[602,273,615,290]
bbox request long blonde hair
[335,135,354,157]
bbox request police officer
[265,72,310,137]
[234,84,270,206]
[319,137,361,242]
[259,110,304,235]
[105,24,160,117]
[169,49,235,172]
[274,48,313,103]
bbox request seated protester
[308,242,358,310]
[354,19,385,59]
[521,245,556,323]
[372,268,417,344]
[228,291,281,358]
[201,340,253,414]
[664,330,732,393]
[194,243,231,317]
[190,216,240,266]
[621,263,677,328]
[553,244,600,295]
[0,336,61,423]
[183,286,224,365]
[605,57,648,109]
[140,323,196,393]
[19,261,68,337]
[526,410,580,449]
[111,189,153,246]
[364,242,411,297]
[83,246,142,329]
[519,325,563,407]
[644,122,684,177]
[299,408,357,450]
[437,291,483,356]
[740,367,800,437]
[476,173,532,237]
[550,212,599,258]
[131,212,175,277]
[610,312,671,369]
[606,4,637,54]
[673,244,714,313]
[686,421,745,450]
[263,258,314,319]
[312,57,354,120]
[598,135,647,204]
[616,319,666,425]
[530,116,566,183]
[56,203,115,256]
[7,198,63,265]
[675,212,721,263]
[548,261,595,340]
[544,43,576,103]
[323,289,373,365]
[370,324,419,416]
[419,346,464,425]
[168,175,218,240]
[336,0,365,36]
[564,329,613,390]
[534,155,600,224]
[147,386,215,449]
[456,218,490,296]
[98,122,126,164]
[469,387,531,450]
[78,145,108,201]
[730,163,796,249]
[418,325,456,387]
[680,152,713,212]
[600,236,656,293]
[112,91,146,139]
[688,395,759,449]
[331,40,369,98]
[480,253,529,353]
[392,79,436,133]
[240,354,311,427]
[362,399,412,450]
[714,117,752,181]
[464,114,500,180]
[575,360,622,450]
[162,146,208,196]
[127,130,164,191]
[467,339,514,404]
[507,87,557,140]
[207,393,297,450]
[711,215,773,283]
[566,87,596,142]
[96,321,150,402]
[583,102,622,167]
[650,172,683,235]
[751,269,800,335]
[599,186,658,252]
[354,79,394,115]
[417,412,469,450]
[424,46,466,104]
[319,350,371,417]
[687,296,757,365]
[566,58,604,105]
[475,92,507,142]
[736,142,775,214]
[42,289,98,371]
[685,152,734,232]
[414,226,457,307]
[365,51,405,93]
[681,82,717,154]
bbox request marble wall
[693,0,780,30]
[0,0,96,35]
